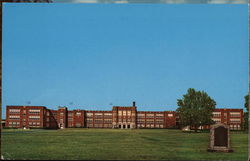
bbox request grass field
[1,128,248,160]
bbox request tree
[243,94,249,130]
[177,88,216,132]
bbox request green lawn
[1,128,248,160]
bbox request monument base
[207,147,233,153]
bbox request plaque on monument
[207,123,233,152]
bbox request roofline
[6,105,47,108]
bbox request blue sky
[2,4,248,118]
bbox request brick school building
[5,102,243,130]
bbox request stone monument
[207,123,233,152]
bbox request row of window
[29,125,41,127]
[137,118,164,121]
[9,115,20,119]
[229,124,241,130]
[9,109,41,114]
[68,112,84,116]
[212,112,241,117]
[86,113,113,116]
[118,119,135,122]
[212,118,241,123]
[86,123,113,128]
[29,122,40,125]
[7,124,20,127]
[118,111,134,116]
[137,121,164,124]
[86,116,113,118]
[89,120,112,123]
[137,124,164,128]
[8,122,40,125]
[8,122,20,125]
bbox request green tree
[243,94,249,130]
[177,88,216,132]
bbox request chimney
[132,101,136,107]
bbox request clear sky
[2,3,248,118]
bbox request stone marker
[207,123,233,152]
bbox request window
[94,113,103,118]
[123,111,126,116]
[76,112,81,116]
[104,113,112,116]
[155,119,164,124]
[94,124,102,128]
[137,113,145,117]
[230,118,241,123]
[29,109,40,114]
[212,112,221,117]
[29,116,40,120]
[104,119,112,123]
[86,112,93,117]
[87,118,93,122]
[94,119,103,123]
[146,119,154,124]
[137,119,145,124]
[104,113,112,118]
[9,115,20,120]
[168,114,173,117]
[87,123,93,127]
[155,124,160,128]
[212,118,221,123]
[9,109,20,113]
[146,114,154,118]
[230,112,241,117]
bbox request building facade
[5,102,243,130]
[211,108,243,130]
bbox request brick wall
[6,106,46,128]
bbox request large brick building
[5,102,243,130]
